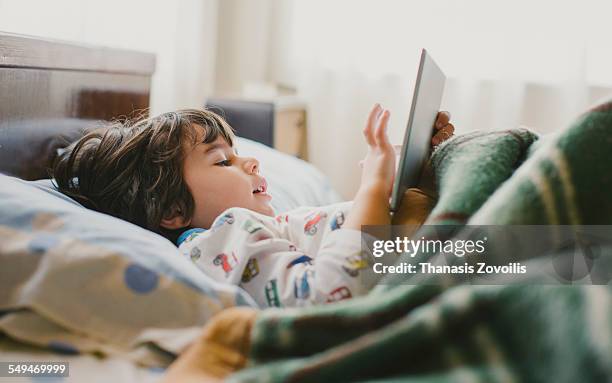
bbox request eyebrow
[204,143,238,155]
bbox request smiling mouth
[252,178,268,194]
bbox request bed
[4,31,610,383]
[0,31,342,382]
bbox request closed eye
[215,159,232,167]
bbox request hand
[345,104,395,230]
[431,111,454,146]
[359,104,395,196]
[358,109,455,197]
[419,111,455,197]
[385,110,455,172]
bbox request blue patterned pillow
[0,174,256,366]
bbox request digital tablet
[390,49,446,212]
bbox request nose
[243,157,259,175]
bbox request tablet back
[390,49,446,212]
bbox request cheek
[192,180,228,209]
[188,183,232,228]
[191,171,250,208]
[213,171,249,194]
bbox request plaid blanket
[228,101,612,383]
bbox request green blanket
[229,101,612,382]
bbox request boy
[53,104,453,308]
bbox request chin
[256,204,275,217]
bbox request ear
[160,208,191,230]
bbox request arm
[345,183,391,229]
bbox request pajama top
[177,201,378,308]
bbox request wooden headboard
[0,31,156,180]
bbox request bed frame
[0,31,156,180]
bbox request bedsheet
[0,335,165,383]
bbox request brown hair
[52,109,235,243]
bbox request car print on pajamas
[243,219,263,234]
[294,270,313,300]
[286,255,313,269]
[326,286,352,303]
[211,212,235,230]
[213,252,238,276]
[304,211,327,236]
[265,279,281,307]
[189,247,202,262]
[342,254,368,277]
[330,211,345,231]
[275,214,289,224]
[241,258,260,283]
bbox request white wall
[0,0,219,114]
[212,0,297,96]
[258,0,612,199]
[213,0,272,96]
[4,1,610,200]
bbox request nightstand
[206,97,308,160]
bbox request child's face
[180,128,274,229]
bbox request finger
[374,110,392,148]
[432,123,454,145]
[442,123,454,136]
[435,111,451,130]
[437,123,454,140]
[363,104,382,146]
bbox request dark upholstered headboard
[0,31,156,180]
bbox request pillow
[0,174,256,366]
[235,137,343,212]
